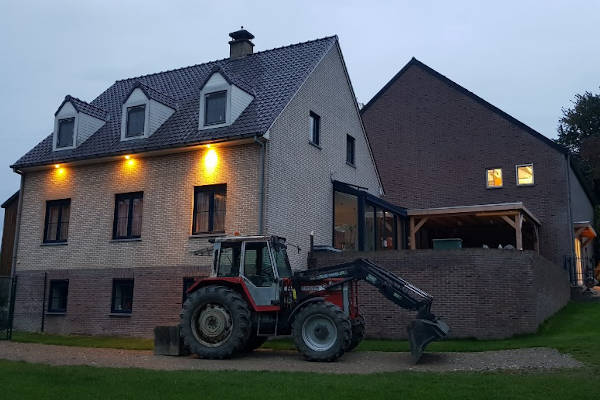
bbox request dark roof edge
[360,57,568,155]
[1,191,19,208]
[10,132,263,170]
[54,95,109,120]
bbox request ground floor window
[48,279,68,313]
[333,181,406,251]
[111,279,134,314]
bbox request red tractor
[180,235,448,362]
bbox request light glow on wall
[203,148,218,174]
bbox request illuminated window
[486,168,503,188]
[516,164,534,185]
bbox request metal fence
[0,276,17,340]
[564,256,596,287]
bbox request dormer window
[204,91,227,126]
[126,105,146,138]
[57,118,75,149]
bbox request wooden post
[409,216,416,250]
[515,213,523,250]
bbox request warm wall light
[124,155,131,160]
[54,164,60,169]
[204,148,218,172]
[127,158,135,167]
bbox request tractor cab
[211,235,292,306]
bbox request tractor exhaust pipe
[407,317,449,363]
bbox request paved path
[0,342,582,374]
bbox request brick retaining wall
[309,249,570,339]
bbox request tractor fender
[186,277,280,312]
[288,296,325,324]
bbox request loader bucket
[407,318,449,363]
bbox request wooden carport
[407,202,541,251]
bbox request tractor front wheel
[346,315,366,351]
[180,285,251,359]
[292,301,351,362]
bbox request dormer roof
[125,81,178,110]
[55,95,109,121]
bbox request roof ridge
[114,35,338,84]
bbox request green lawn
[2,300,598,399]
[11,331,154,350]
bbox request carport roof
[407,202,541,226]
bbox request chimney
[229,27,254,59]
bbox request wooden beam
[475,211,519,218]
[515,213,523,250]
[414,217,429,233]
[409,217,416,250]
[574,227,586,238]
[501,215,516,229]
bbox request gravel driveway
[0,341,582,374]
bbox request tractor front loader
[180,235,449,363]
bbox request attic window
[57,118,75,148]
[126,105,146,137]
[204,91,227,126]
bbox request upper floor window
[204,91,227,126]
[193,184,226,234]
[111,279,134,314]
[57,118,75,148]
[486,168,503,188]
[126,105,146,138]
[346,135,355,166]
[113,192,143,239]
[44,199,71,243]
[48,279,69,313]
[309,111,320,146]
[516,164,534,186]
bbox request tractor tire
[180,285,252,359]
[346,315,366,351]
[291,301,351,362]
[242,334,268,353]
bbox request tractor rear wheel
[180,285,251,359]
[347,315,366,351]
[291,301,351,362]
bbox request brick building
[361,58,596,286]
[8,31,401,336]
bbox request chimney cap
[229,27,255,41]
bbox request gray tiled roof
[13,36,337,169]
[56,95,109,121]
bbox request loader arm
[293,258,449,362]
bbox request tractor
[180,235,449,362]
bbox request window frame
[125,104,146,138]
[111,279,134,314]
[56,117,76,149]
[112,192,144,240]
[192,184,227,235]
[204,90,228,126]
[346,134,356,166]
[486,167,503,189]
[43,198,71,244]
[516,163,535,186]
[309,111,321,146]
[47,279,69,313]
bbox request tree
[556,89,600,153]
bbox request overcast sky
[0,0,599,230]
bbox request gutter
[254,136,267,234]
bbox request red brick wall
[13,265,210,337]
[309,249,570,339]
[361,64,573,267]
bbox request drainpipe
[254,136,266,234]
[565,153,576,283]
[7,170,24,337]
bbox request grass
[2,300,599,399]
[11,331,154,350]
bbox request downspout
[254,135,266,234]
[565,153,576,284]
[7,170,24,336]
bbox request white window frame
[199,86,231,130]
[53,112,78,151]
[486,168,503,189]
[120,91,150,141]
[515,163,534,186]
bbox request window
[43,199,71,243]
[334,191,358,250]
[216,242,241,277]
[57,118,75,148]
[346,135,355,165]
[309,111,320,145]
[113,192,143,239]
[193,185,226,234]
[126,105,146,137]
[516,164,534,185]
[111,279,134,314]
[204,91,227,126]
[48,280,68,313]
[243,242,275,287]
[377,210,396,250]
[486,168,503,188]
[182,277,196,304]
